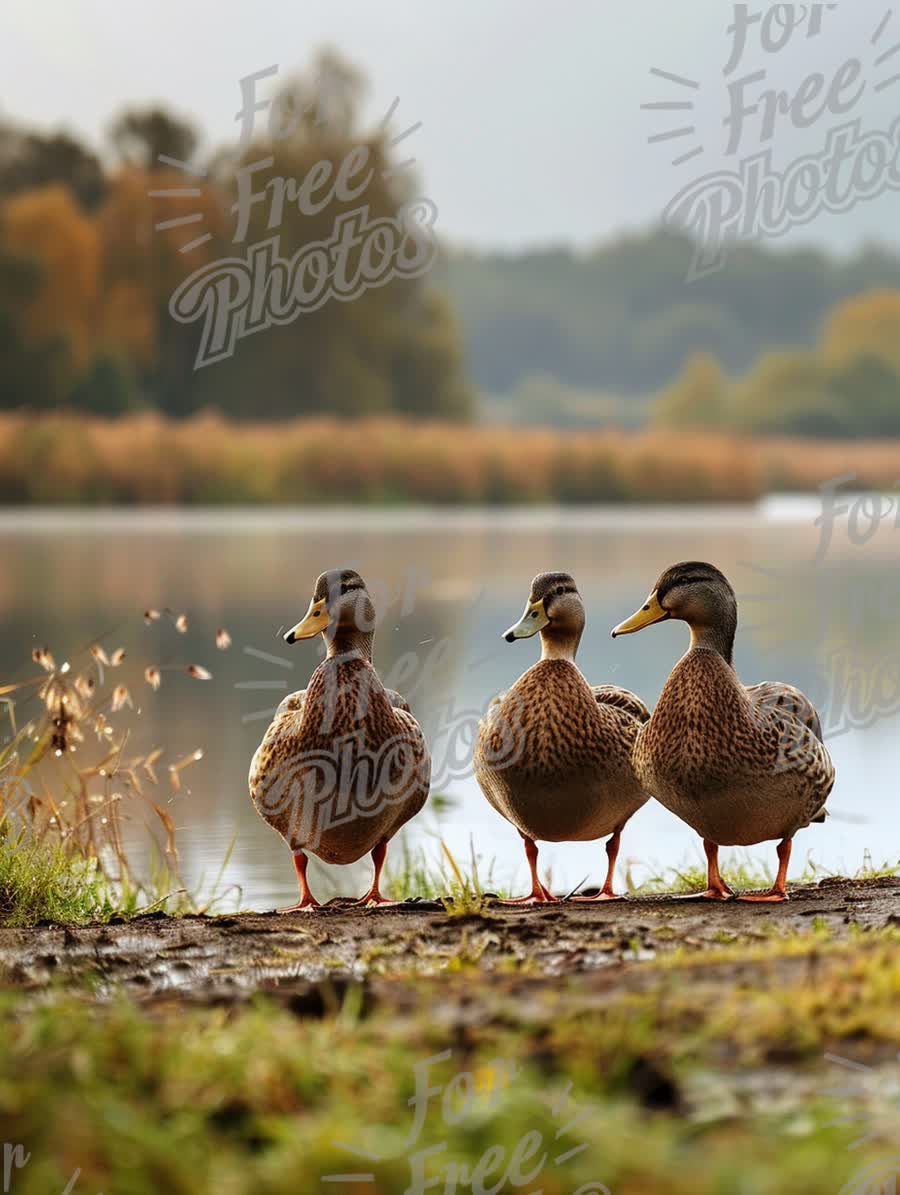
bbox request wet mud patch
[0,876,896,1007]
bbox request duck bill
[503,599,549,642]
[284,597,329,643]
[611,591,669,638]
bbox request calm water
[2,505,897,908]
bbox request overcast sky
[4,0,900,255]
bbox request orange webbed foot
[355,890,400,908]
[675,887,734,902]
[277,898,320,913]
[737,890,788,903]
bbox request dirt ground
[1,876,897,1009]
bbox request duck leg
[703,839,735,900]
[356,839,399,907]
[738,838,791,903]
[677,840,734,900]
[573,828,624,901]
[278,850,320,913]
[501,835,558,904]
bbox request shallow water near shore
[2,500,898,910]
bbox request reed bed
[0,412,897,504]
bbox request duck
[475,572,651,903]
[249,569,430,910]
[611,561,834,902]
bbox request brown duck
[475,572,651,903]
[249,569,430,910]
[612,561,834,902]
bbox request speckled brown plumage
[635,649,834,846]
[249,571,430,870]
[475,573,651,855]
[620,562,835,849]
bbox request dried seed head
[75,675,96,699]
[144,609,161,625]
[144,667,162,691]
[32,647,56,672]
[90,644,110,666]
[109,648,126,667]
[175,614,189,634]
[215,628,232,651]
[186,664,212,681]
[111,685,132,712]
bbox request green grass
[1,833,898,1192]
[385,837,508,910]
[625,849,900,896]
[2,830,897,928]
[0,930,898,1194]
[0,832,115,926]
[0,831,190,927]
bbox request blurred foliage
[484,373,652,430]
[4,48,900,441]
[656,291,900,439]
[0,930,898,1193]
[656,353,728,431]
[0,52,473,423]
[444,230,900,408]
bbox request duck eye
[313,610,321,617]
[556,587,564,596]
[531,610,539,618]
[340,584,348,595]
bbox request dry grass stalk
[0,616,210,897]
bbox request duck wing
[591,685,651,724]
[248,688,307,798]
[746,681,834,823]
[746,681,824,741]
[384,688,411,714]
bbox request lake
[1,503,897,909]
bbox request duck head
[284,568,375,659]
[504,572,585,660]
[611,561,737,663]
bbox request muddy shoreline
[2,876,897,1008]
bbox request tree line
[4,49,900,440]
[442,231,900,412]
[0,53,473,421]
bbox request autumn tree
[0,56,474,422]
[3,186,99,377]
[0,244,70,409]
[189,53,473,420]
[655,353,729,428]
[0,122,106,211]
[730,352,848,437]
[108,108,198,171]
[822,289,900,376]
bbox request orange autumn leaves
[2,169,227,386]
